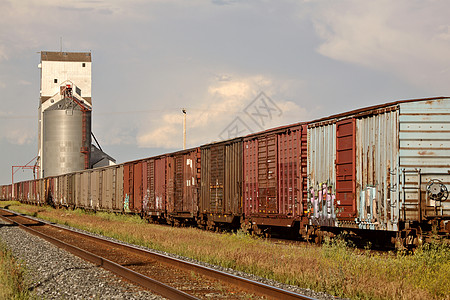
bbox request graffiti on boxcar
[308,183,337,226]
[143,189,150,211]
[156,196,163,210]
[357,186,379,230]
[124,194,130,212]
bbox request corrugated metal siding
[277,126,303,216]
[167,149,200,217]
[74,172,81,207]
[154,157,166,212]
[243,125,306,222]
[80,171,90,208]
[399,98,450,221]
[243,139,258,215]
[38,179,44,204]
[68,174,75,207]
[210,144,225,213]
[225,141,242,216]
[200,139,242,218]
[355,110,399,231]
[114,165,124,212]
[91,170,100,209]
[101,167,114,211]
[200,147,211,214]
[133,161,143,213]
[307,123,337,225]
[142,160,149,213]
[308,124,337,189]
[258,134,278,214]
[123,163,133,212]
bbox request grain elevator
[37,51,93,178]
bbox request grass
[0,240,34,300]
[1,201,449,299]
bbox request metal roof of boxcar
[200,136,244,148]
[308,96,449,127]
[242,121,307,140]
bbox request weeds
[0,241,34,300]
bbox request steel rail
[0,209,198,300]
[1,209,315,300]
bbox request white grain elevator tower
[37,51,92,178]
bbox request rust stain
[418,150,435,156]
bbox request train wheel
[251,224,263,236]
[314,231,324,244]
[240,220,252,234]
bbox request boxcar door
[335,118,357,219]
[258,134,278,214]
[210,144,225,214]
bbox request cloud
[0,108,35,145]
[136,74,309,149]
[211,0,239,6]
[0,119,35,145]
[5,129,35,145]
[312,0,450,90]
[19,80,32,86]
[0,45,7,62]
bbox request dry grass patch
[2,202,449,300]
[0,240,34,300]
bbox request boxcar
[307,97,450,246]
[242,123,308,235]
[79,171,91,208]
[123,159,146,214]
[200,138,243,230]
[114,164,124,212]
[37,178,44,205]
[90,169,101,210]
[0,185,10,200]
[166,147,201,225]
[142,155,167,221]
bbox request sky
[1,0,449,184]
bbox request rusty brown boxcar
[142,155,167,221]
[0,185,8,200]
[2,184,12,200]
[200,138,243,229]
[242,123,308,235]
[166,148,201,224]
[123,159,146,214]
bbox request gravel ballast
[0,218,163,300]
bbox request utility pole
[182,109,186,150]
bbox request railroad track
[0,208,314,300]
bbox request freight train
[1,97,449,248]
